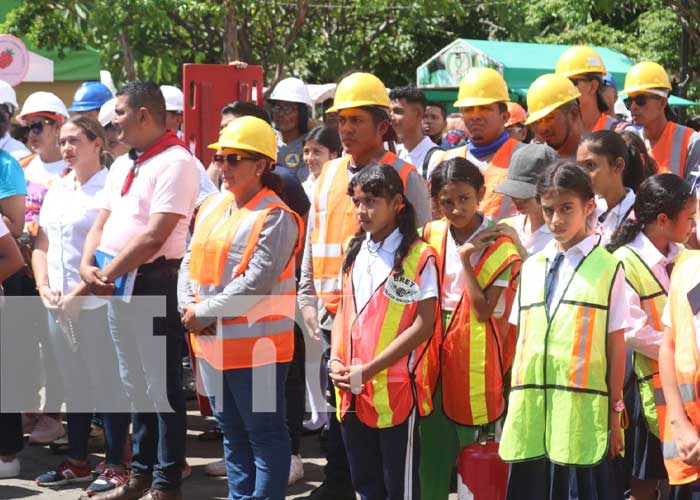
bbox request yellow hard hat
[555,46,606,78]
[621,61,672,95]
[208,115,277,160]
[327,72,390,113]
[525,74,581,125]
[453,67,509,108]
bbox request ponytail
[392,199,418,275]
[580,130,644,192]
[261,169,284,198]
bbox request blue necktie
[545,253,564,310]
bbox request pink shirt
[98,145,198,261]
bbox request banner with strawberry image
[0,35,29,86]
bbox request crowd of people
[0,44,700,500]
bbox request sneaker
[35,460,92,487]
[204,459,226,477]
[288,454,304,485]
[29,415,65,445]
[92,460,108,476]
[303,482,356,499]
[182,461,191,481]
[86,466,129,497]
[0,457,20,479]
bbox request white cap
[614,98,631,120]
[269,77,312,107]
[98,97,117,128]
[160,85,184,113]
[0,80,18,114]
[17,91,69,124]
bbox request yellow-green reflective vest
[499,245,620,466]
[613,246,667,438]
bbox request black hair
[298,103,309,134]
[115,81,166,127]
[425,101,447,120]
[588,74,610,113]
[686,115,700,132]
[342,164,418,275]
[241,150,284,199]
[429,157,484,200]
[536,160,594,202]
[497,102,508,114]
[388,86,427,108]
[221,101,271,124]
[607,173,694,252]
[619,130,658,181]
[363,105,390,124]
[580,130,645,192]
[322,98,335,113]
[303,125,342,156]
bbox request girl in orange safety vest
[606,174,695,500]
[329,163,439,500]
[419,157,522,500]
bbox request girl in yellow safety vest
[499,160,630,500]
[606,174,695,500]
[658,181,700,497]
[419,157,522,500]
[329,164,439,500]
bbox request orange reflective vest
[650,121,695,179]
[19,152,37,168]
[659,250,700,485]
[311,151,416,315]
[335,239,439,428]
[435,138,523,221]
[592,113,618,132]
[188,188,303,370]
[423,219,521,426]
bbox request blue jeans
[201,359,291,500]
[46,306,130,464]
[107,260,186,490]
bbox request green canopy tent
[417,39,696,113]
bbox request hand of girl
[457,236,492,267]
[609,415,625,459]
[672,416,700,465]
[38,285,62,310]
[181,304,208,333]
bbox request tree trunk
[119,31,136,81]
[223,1,239,63]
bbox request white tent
[25,51,53,82]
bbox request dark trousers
[0,413,23,455]
[321,329,353,488]
[286,323,305,456]
[340,407,420,500]
[67,413,130,464]
[106,259,186,490]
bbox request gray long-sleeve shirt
[178,206,299,327]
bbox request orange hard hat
[505,102,527,127]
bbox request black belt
[137,256,182,275]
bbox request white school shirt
[38,168,108,309]
[501,214,553,256]
[624,233,681,360]
[396,136,439,176]
[442,216,510,312]
[351,228,438,312]
[509,234,634,335]
[0,132,30,161]
[594,189,636,246]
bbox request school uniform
[500,235,634,500]
[335,228,439,500]
[595,189,636,246]
[501,213,553,256]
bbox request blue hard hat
[602,74,617,91]
[68,81,113,112]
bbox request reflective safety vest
[500,246,620,465]
[659,250,700,485]
[650,121,695,179]
[592,113,619,132]
[335,239,439,429]
[423,219,521,426]
[433,138,523,221]
[613,246,667,438]
[188,188,303,370]
[311,151,416,315]
[19,152,37,168]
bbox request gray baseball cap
[495,143,558,199]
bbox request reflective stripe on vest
[500,246,619,465]
[423,219,521,426]
[189,188,302,370]
[659,250,700,485]
[311,151,417,315]
[651,121,694,178]
[336,240,438,428]
[614,246,667,438]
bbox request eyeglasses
[212,153,258,164]
[28,119,55,136]
[570,77,592,87]
[271,103,297,114]
[624,94,662,108]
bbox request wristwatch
[327,356,343,371]
[611,399,625,413]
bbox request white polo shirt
[396,136,441,178]
[594,189,636,246]
[501,214,553,256]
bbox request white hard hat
[98,97,117,128]
[614,98,630,119]
[269,77,312,107]
[0,80,18,114]
[17,91,69,124]
[160,85,184,113]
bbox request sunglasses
[28,119,55,136]
[624,94,662,108]
[570,77,592,86]
[212,153,258,164]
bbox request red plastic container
[457,440,508,500]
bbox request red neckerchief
[121,130,190,196]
